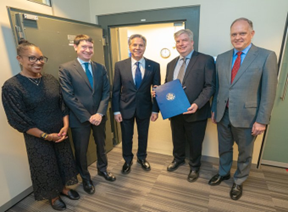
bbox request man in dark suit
[59,34,116,195]
[112,34,160,174]
[209,18,277,200]
[164,29,215,182]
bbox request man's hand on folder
[183,103,198,114]
[114,114,123,122]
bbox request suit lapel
[225,50,233,84]
[182,51,199,84]
[231,45,258,86]
[73,59,93,91]
[167,57,179,81]
[91,62,100,92]
[142,58,152,84]
[124,58,135,88]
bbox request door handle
[280,73,288,101]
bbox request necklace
[20,73,42,86]
[27,77,42,86]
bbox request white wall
[52,0,91,23]
[0,0,91,208]
[89,0,288,161]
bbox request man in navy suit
[59,34,116,195]
[112,34,160,174]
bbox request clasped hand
[48,126,68,143]
[89,113,102,126]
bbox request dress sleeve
[2,82,37,133]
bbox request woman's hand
[47,133,67,143]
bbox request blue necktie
[84,62,93,87]
[135,62,142,89]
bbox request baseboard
[261,160,288,168]
[0,186,33,212]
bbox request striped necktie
[177,57,186,83]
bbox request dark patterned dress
[2,73,78,201]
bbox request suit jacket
[112,57,160,119]
[211,44,278,128]
[59,59,110,128]
[166,51,216,122]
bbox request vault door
[8,7,113,165]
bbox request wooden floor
[7,144,288,212]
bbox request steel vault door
[7,7,114,165]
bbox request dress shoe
[167,160,185,172]
[60,189,80,200]
[208,174,230,186]
[83,180,95,194]
[230,183,243,200]
[137,159,151,171]
[122,161,133,174]
[49,197,66,211]
[187,170,199,182]
[98,171,116,181]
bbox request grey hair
[128,34,147,46]
[174,29,193,41]
[231,18,253,31]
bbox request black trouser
[170,115,207,171]
[71,119,107,181]
[121,116,150,163]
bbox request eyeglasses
[20,55,48,63]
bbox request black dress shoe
[122,161,133,174]
[187,170,199,182]
[167,160,185,172]
[83,180,95,194]
[60,189,80,200]
[49,197,66,211]
[98,171,116,181]
[137,159,151,171]
[230,183,242,200]
[208,174,230,186]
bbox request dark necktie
[231,52,242,83]
[135,62,142,89]
[84,62,93,87]
[177,57,186,83]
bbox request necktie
[231,52,242,83]
[227,51,243,107]
[135,62,142,89]
[84,62,93,87]
[177,57,186,83]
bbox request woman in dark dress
[2,40,79,211]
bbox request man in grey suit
[112,34,160,174]
[164,29,215,182]
[59,34,116,195]
[209,18,278,200]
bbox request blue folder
[155,79,191,119]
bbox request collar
[179,50,194,60]
[131,57,145,65]
[233,43,252,56]
[77,57,91,65]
